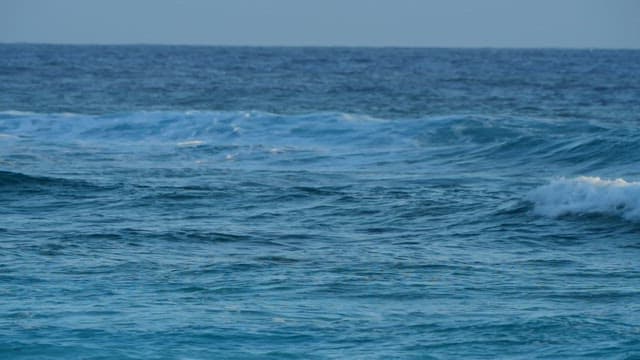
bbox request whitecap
[176,140,205,147]
[269,147,286,154]
[0,110,36,116]
[529,176,640,220]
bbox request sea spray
[529,176,640,220]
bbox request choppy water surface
[1,45,640,359]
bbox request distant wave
[529,176,640,221]
[0,109,620,144]
[2,110,639,173]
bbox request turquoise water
[1,45,640,359]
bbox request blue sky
[1,0,639,48]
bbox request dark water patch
[0,170,73,187]
[291,186,346,197]
[542,290,640,302]
[36,242,69,256]
[559,270,640,279]
[253,255,302,264]
[505,259,578,268]
[0,171,112,199]
[157,230,253,244]
[141,188,232,201]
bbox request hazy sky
[1,0,639,48]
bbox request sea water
[1,45,640,359]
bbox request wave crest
[529,176,640,221]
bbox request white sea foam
[529,176,640,220]
[176,140,205,147]
[0,110,37,116]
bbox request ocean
[1,44,640,359]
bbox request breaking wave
[529,176,640,221]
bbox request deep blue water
[1,45,640,359]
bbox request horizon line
[1,41,639,51]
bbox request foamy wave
[0,110,37,116]
[529,176,640,220]
[176,140,205,147]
